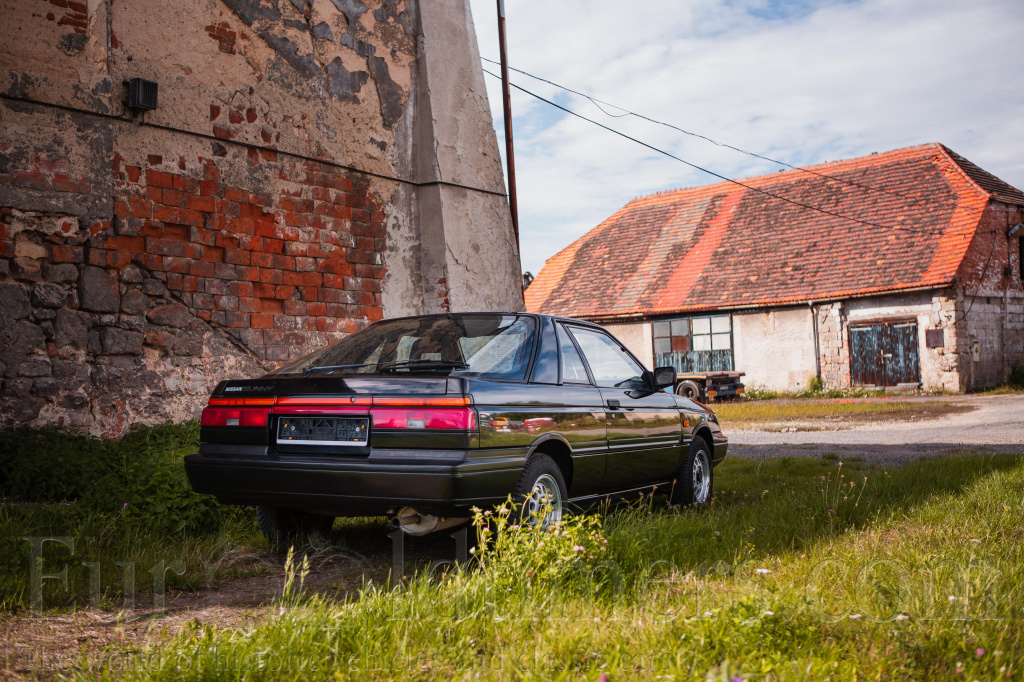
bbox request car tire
[512,454,567,527]
[256,505,334,548]
[671,437,713,507]
[675,380,702,401]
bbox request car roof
[363,311,605,330]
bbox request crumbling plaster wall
[382,0,521,316]
[0,0,520,434]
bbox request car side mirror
[652,366,676,390]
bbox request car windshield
[271,314,537,380]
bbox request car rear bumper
[183,449,527,517]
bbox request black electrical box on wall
[126,78,158,111]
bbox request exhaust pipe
[390,507,469,536]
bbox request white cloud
[467,0,1024,276]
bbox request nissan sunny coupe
[184,313,728,542]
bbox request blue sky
[466,0,1024,277]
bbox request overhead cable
[482,68,939,236]
[481,56,924,206]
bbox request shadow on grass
[595,452,1023,576]
[3,419,1020,613]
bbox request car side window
[556,323,590,384]
[568,327,647,390]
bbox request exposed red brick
[145,169,173,188]
[172,175,200,193]
[259,298,283,314]
[187,194,216,213]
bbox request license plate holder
[276,416,369,447]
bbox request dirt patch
[0,526,463,680]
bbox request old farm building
[526,144,1024,393]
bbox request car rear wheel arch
[527,436,574,492]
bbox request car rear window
[272,314,537,380]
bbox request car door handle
[607,399,620,409]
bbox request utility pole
[496,0,519,250]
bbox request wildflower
[123,503,128,508]
[949,595,957,602]
[976,648,985,657]
[895,614,909,621]
[704,612,713,617]
[732,676,743,682]
[510,524,520,530]
[763,611,774,616]
[849,614,863,620]
[484,510,492,516]
[755,568,771,575]
[573,545,585,553]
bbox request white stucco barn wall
[732,308,818,392]
[601,321,654,369]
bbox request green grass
[741,386,886,400]
[0,423,261,610]
[63,452,1024,681]
[712,398,965,424]
[977,384,1024,396]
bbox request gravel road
[727,393,1024,465]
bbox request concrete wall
[733,307,817,392]
[0,0,520,434]
[601,320,654,369]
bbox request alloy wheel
[692,449,711,504]
[525,473,563,526]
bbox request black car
[184,313,727,542]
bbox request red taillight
[200,406,271,427]
[205,395,476,430]
[370,407,476,430]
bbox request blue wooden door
[850,321,920,387]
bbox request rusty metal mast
[496,0,519,249]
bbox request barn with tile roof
[526,144,1024,393]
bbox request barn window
[652,315,732,372]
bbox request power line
[481,57,924,206]
[481,68,943,236]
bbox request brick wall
[0,0,523,434]
[0,149,388,434]
[816,302,850,389]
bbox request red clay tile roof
[526,143,1020,319]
